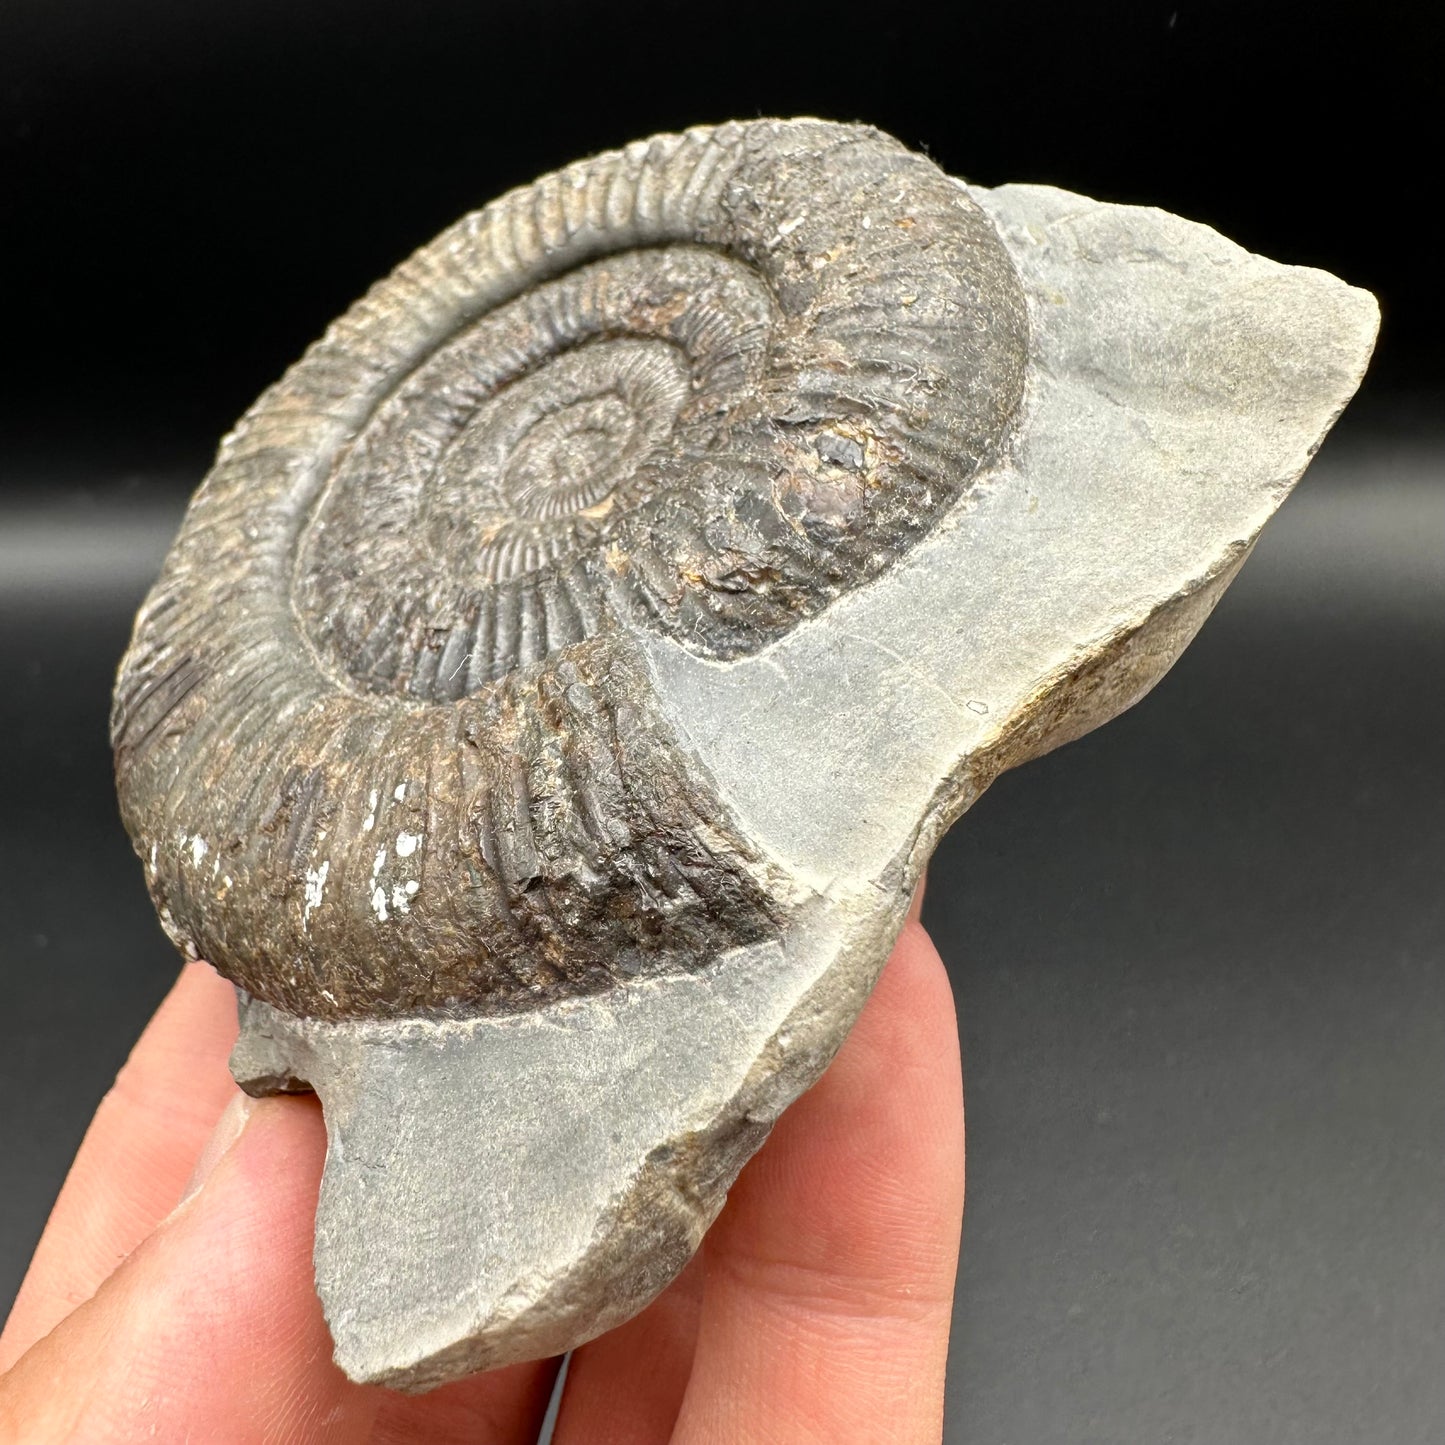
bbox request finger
[0,1092,559,1445]
[0,961,241,1369]
[553,879,929,1445]
[1,999,561,1445]
[551,1254,704,1445]
[368,1357,561,1445]
[0,1093,379,1444]
[672,920,965,1445]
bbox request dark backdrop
[2,3,1441,1441]
[2,0,1440,481]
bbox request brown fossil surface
[114,119,1026,1022]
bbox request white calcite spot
[394,783,407,802]
[303,860,330,928]
[363,789,378,832]
[190,835,208,867]
[371,885,389,922]
[395,831,422,858]
[372,847,387,879]
[391,884,411,915]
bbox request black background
[3,0,1440,480]
[2,3,1441,1441]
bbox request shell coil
[113,119,1028,1019]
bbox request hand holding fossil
[0,897,961,1445]
[107,118,1374,1387]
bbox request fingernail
[178,1092,257,1208]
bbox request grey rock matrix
[111,119,1377,1389]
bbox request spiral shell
[112,119,1028,1019]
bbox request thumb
[0,1091,379,1445]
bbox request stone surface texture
[114,119,1376,1390]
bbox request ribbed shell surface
[112,118,1028,1019]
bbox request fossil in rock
[112,118,1377,1390]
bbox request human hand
[0,888,963,1443]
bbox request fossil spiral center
[426,336,691,582]
[294,246,776,699]
[504,395,635,519]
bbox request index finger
[0,961,241,1368]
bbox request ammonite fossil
[113,117,1377,1388]
[115,118,1025,1023]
